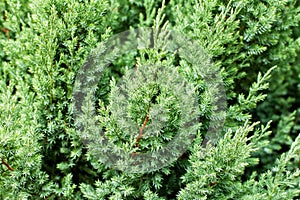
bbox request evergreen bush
[0,0,299,199]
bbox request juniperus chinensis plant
[0,0,299,199]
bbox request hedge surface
[0,0,299,199]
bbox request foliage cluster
[0,0,299,199]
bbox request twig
[132,106,150,158]
[0,28,10,39]
[135,113,149,147]
[1,158,14,171]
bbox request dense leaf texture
[0,0,299,199]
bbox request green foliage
[0,0,299,199]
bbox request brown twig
[0,28,9,34]
[1,11,10,39]
[132,106,150,158]
[1,158,14,171]
[135,113,149,147]
[0,28,10,39]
